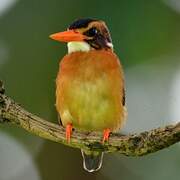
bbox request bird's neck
[67,41,91,54]
[67,41,114,54]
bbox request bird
[50,18,127,172]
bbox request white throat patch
[67,41,91,54]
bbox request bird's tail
[81,149,104,172]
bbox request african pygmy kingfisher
[50,18,127,172]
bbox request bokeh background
[0,0,180,179]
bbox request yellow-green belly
[56,50,125,131]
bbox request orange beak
[49,30,87,42]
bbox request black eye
[86,27,98,36]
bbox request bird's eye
[86,27,98,36]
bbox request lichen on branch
[0,81,180,156]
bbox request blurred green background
[0,0,180,179]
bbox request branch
[0,80,180,156]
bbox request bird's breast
[56,50,125,131]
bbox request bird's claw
[66,123,72,143]
[102,128,110,144]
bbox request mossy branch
[0,80,180,156]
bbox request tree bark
[0,80,180,156]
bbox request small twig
[0,81,180,156]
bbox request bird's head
[50,18,113,53]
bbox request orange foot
[66,123,72,143]
[102,128,111,144]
